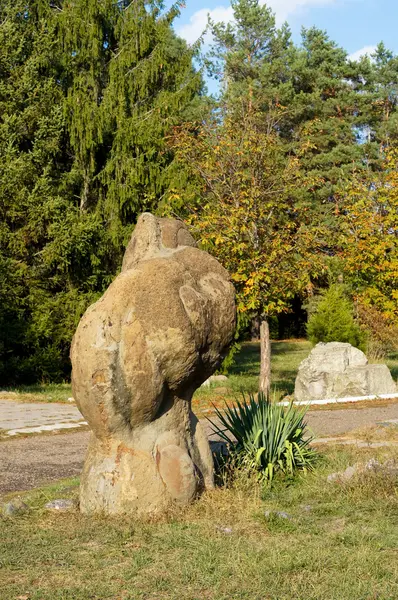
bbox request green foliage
[209,392,317,484]
[0,0,201,383]
[357,302,398,360]
[205,0,387,217]
[174,0,398,335]
[2,0,398,384]
[306,285,365,349]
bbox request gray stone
[2,498,29,516]
[201,374,229,387]
[216,525,233,534]
[366,364,398,395]
[45,499,76,512]
[364,458,398,476]
[327,465,357,484]
[264,510,291,520]
[295,342,397,401]
[71,213,236,516]
[328,459,398,484]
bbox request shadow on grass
[386,351,398,382]
[271,341,309,356]
[229,342,260,376]
[227,340,312,398]
[271,377,296,397]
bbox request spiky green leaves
[209,393,317,484]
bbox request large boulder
[71,213,236,515]
[294,342,397,401]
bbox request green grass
[1,443,398,600]
[386,350,398,383]
[229,340,313,397]
[0,383,73,403]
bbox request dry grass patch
[0,384,73,404]
[1,444,398,600]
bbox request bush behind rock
[306,284,365,350]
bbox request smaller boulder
[327,465,357,484]
[328,459,398,484]
[201,374,229,388]
[215,525,233,534]
[295,342,397,401]
[2,497,30,516]
[264,510,291,520]
[45,499,76,512]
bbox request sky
[173,0,398,62]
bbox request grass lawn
[1,441,398,600]
[386,350,398,382]
[0,383,73,404]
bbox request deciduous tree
[171,109,323,394]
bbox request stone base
[79,413,214,516]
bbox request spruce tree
[60,0,202,247]
[307,285,365,350]
[0,0,201,383]
[0,0,71,381]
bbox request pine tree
[294,28,365,202]
[353,42,398,154]
[207,0,295,126]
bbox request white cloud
[177,5,234,45]
[267,0,337,24]
[177,0,339,45]
[348,45,377,62]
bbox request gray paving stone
[0,400,86,435]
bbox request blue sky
[173,0,397,61]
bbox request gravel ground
[1,402,398,497]
[0,430,89,496]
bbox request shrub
[209,393,317,484]
[357,302,398,360]
[306,284,365,350]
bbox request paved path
[2,398,398,438]
[306,403,398,436]
[0,399,86,435]
[0,399,398,496]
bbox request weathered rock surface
[2,497,29,516]
[295,342,397,401]
[201,374,228,387]
[45,499,76,512]
[327,458,398,484]
[71,213,236,515]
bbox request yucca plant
[209,393,317,484]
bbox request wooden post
[259,318,271,398]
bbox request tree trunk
[250,315,261,340]
[259,318,271,398]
